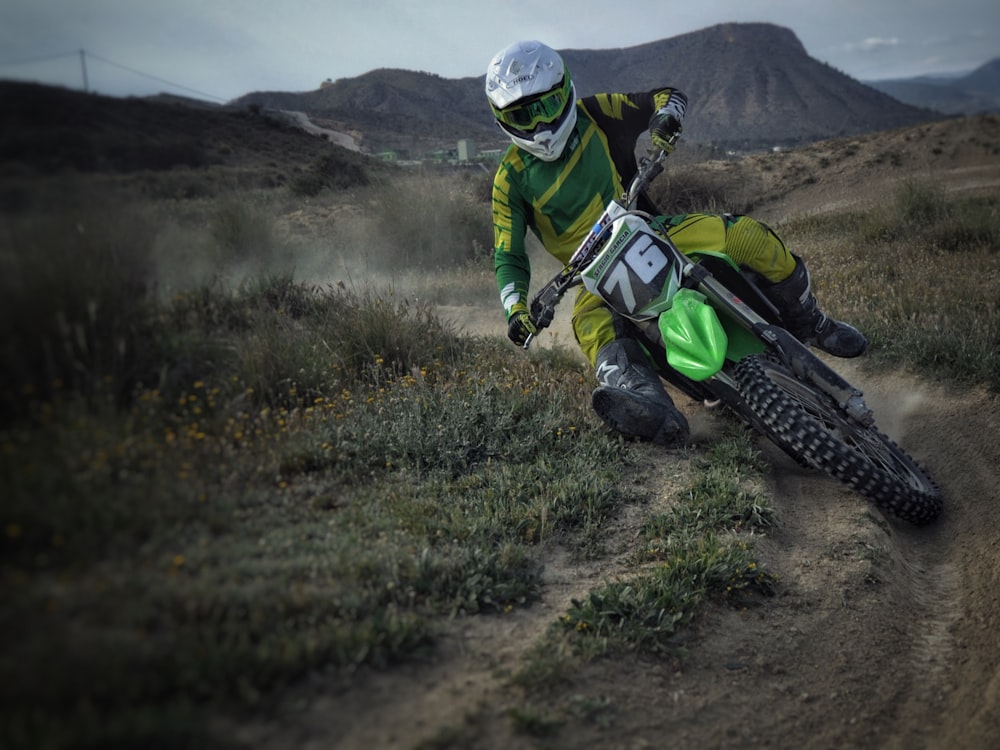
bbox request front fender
[658,289,727,381]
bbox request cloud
[846,37,901,54]
[3,0,996,98]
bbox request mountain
[232,23,941,156]
[865,58,1000,116]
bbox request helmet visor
[492,74,572,133]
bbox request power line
[84,51,226,102]
[0,50,80,67]
[0,48,228,103]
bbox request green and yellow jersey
[492,89,686,319]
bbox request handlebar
[626,148,667,205]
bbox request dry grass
[782,187,1000,389]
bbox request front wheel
[733,355,942,525]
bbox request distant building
[457,139,476,162]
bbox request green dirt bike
[523,146,942,526]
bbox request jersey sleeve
[492,157,532,319]
[579,88,687,182]
[651,88,688,120]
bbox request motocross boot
[763,258,868,358]
[591,339,689,447]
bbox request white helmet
[485,40,577,161]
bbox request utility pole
[79,49,89,92]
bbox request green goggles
[493,75,572,133]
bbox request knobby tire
[733,354,942,525]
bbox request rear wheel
[734,355,942,525]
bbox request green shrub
[209,197,277,263]
[364,171,493,268]
[0,269,628,748]
[0,196,163,414]
[781,187,1000,391]
[290,149,371,196]
[649,163,762,215]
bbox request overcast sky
[1,0,998,103]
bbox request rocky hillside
[0,79,389,203]
[233,23,941,155]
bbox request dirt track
[239,316,999,750]
[566,363,1000,750]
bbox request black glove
[507,305,537,347]
[649,109,683,153]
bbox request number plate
[581,216,682,320]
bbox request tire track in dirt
[231,325,999,749]
[864,366,1000,750]
[512,361,1000,750]
[726,361,1000,750]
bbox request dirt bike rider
[487,40,867,448]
